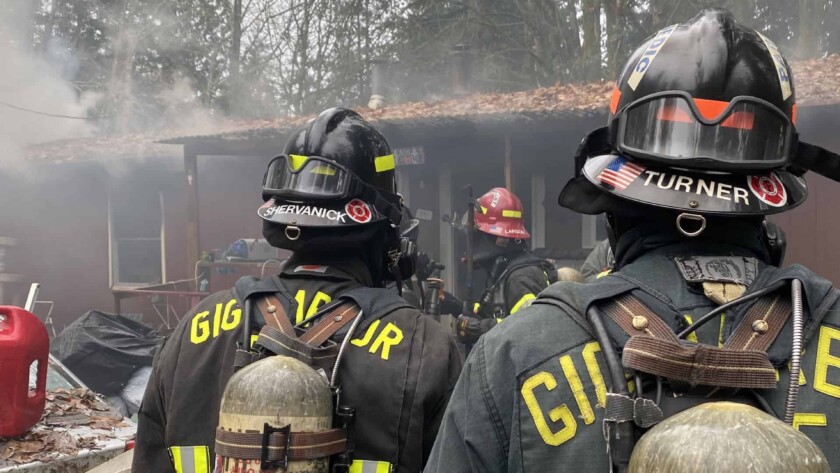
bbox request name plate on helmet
[582,154,807,216]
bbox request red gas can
[0,306,49,438]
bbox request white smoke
[0,8,97,171]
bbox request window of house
[109,189,165,287]
[582,214,609,249]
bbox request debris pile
[0,389,130,466]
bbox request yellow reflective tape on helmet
[374,154,396,173]
[510,293,536,314]
[168,446,211,473]
[350,459,394,473]
[289,154,309,170]
[502,210,522,218]
[480,206,488,214]
[310,164,337,176]
[473,302,481,314]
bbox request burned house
[4,57,840,329]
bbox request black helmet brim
[561,154,807,216]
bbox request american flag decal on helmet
[294,265,329,273]
[597,156,646,190]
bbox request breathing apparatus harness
[470,255,558,319]
[589,279,805,473]
[221,292,366,472]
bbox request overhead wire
[0,100,94,120]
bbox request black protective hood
[611,215,770,270]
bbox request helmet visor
[263,155,357,199]
[617,94,793,170]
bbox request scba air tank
[215,356,335,473]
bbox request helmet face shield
[259,154,403,228]
[615,92,794,171]
[263,154,362,200]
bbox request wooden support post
[439,164,454,289]
[184,147,200,283]
[504,134,513,192]
[531,173,546,250]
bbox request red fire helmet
[474,187,530,239]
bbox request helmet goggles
[612,91,795,171]
[261,154,402,226]
[264,154,370,200]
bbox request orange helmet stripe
[692,98,729,121]
[610,86,622,114]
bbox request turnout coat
[425,242,840,472]
[133,256,462,473]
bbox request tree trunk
[560,0,582,82]
[605,0,620,75]
[230,0,242,83]
[729,0,756,26]
[581,0,601,80]
[799,0,820,58]
[650,0,667,30]
[107,0,137,133]
[20,0,38,50]
[294,0,311,113]
[109,30,138,133]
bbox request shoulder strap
[256,294,295,336]
[298,302,361,346]
[253,295,361,346]
[540,260,559,284]
[600,294,677,340]
[599,293,787,389]
[253,299,362,369]
[724,294,791,353]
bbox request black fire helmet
[560,9,816,219]
[259,108,404,253]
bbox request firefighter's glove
[456,315,498,344]
[415,252,434,280]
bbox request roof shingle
[26,55,840,163]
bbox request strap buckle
[331,388,355,473]
[233,342,258,372]
[261,422,291,471]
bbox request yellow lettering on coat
[521,372,577,446]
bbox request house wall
[0,162,123,330]
[0,154,273,332]
[392,125,594,299]
[771,104,840,284]
[134,154,276,329]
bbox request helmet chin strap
[792,141,840,182]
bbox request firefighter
[133,108,462,473]
[455,187,556,344]
[425,9,840,472]
[580,238,614,281]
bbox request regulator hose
[784,279,804,424]
[588,305,632,473]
